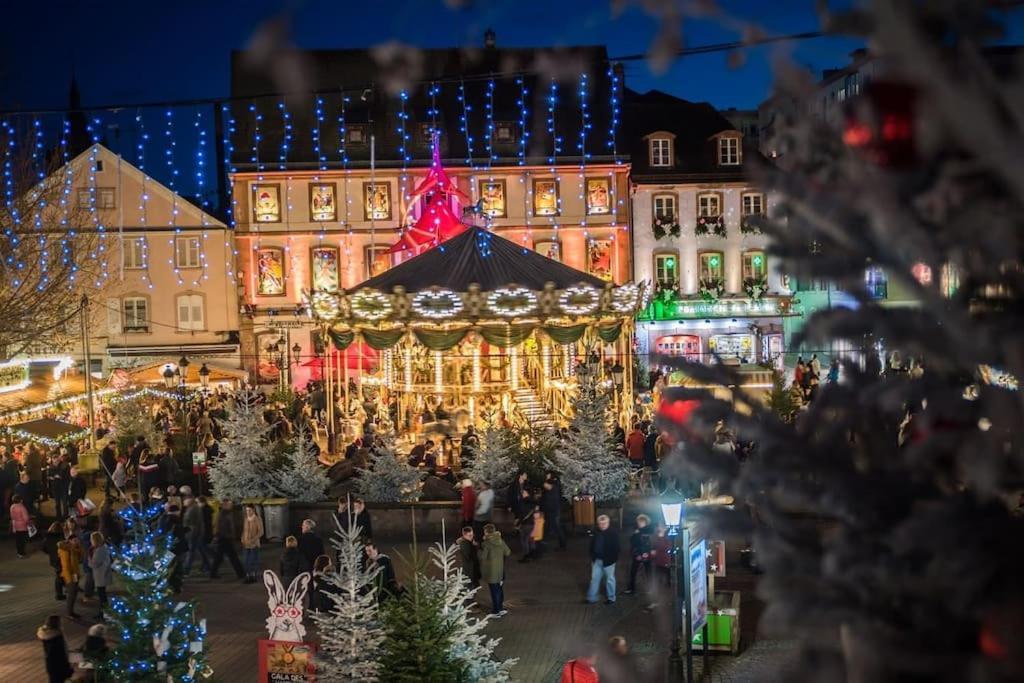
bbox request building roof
[228,42,620,169]
[622,88,755,183]
[355,226,605,293]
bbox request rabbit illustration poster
[259,570,316,681]
[263,570,311,642]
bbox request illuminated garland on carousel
[411,288,463,319]
[558,284,601,316]
[486,286,538,317]
[349,289,393,321]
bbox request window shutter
[107,298,122,335]
[191,296,204,330]
[177,296,190,329]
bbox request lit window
[123,237,146,269]
[718,137,741,165]
[741,193,765,216]
[494,122,515,143]
[911,263,933,286]
[175,237,201,269]
[98,188,115,208]
[865,266,887,299]
[346,125,367,145]
[654,253,679,288]
[123,297,149,332]
[176,294,205,331]
[650,138,672,167]
[697,193,721,217]
[699,252,724,280]
[653,194,676,219]
[743,251,767,280]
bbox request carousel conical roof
[357,226,607,293]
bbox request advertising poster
[532,178,559,216]
[586,177,611,214]
[689,539,708,634]
[258,639,317,682]
[479,180,507,217]
[364,182,391,221]
[587,239,614,281]
[253,185,281,222]
[310,247,340,291]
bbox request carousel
[304,142,645,457]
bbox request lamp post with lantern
[661,486,693,683]
[611,361,625,426]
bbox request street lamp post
[661,487,692,682]
[198,363,210,391]
[611,361,625,425]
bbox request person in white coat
[89,532,113,619]
[473,481,495,540]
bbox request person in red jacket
[560,646,600,682]
[625,424,645,467]
[460,479,476,528]
[10,494,32,558]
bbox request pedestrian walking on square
[15,472,36,516]
[182,495,211,576]
[88,531,112,619]
[241,504,264,583]
[460,478,476,528]
[473,480,494,539]
[49,454,70,521]
[586,515,619,604]
[280,535,302,587]
[623,514,653,595]
[43,522,66,600]
[37,614,73,683]
[210,499,245,580]
[297,518,325,575]
[58,536,83,618]
[540,475,566,550]
[652,523,672,589]
[458,526,481,586]
[10,494,32,557]
[479,523,510,616]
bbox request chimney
[484,28,496,49]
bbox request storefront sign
[258,640,317,682]
[689,539,708,634]
[640,297,792,321]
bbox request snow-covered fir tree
[355,434,423,503]
[429,538,516,682]
[208,387,277,500]
[273,428,330,503]
[554,365,629,502]
[311,513,384,682]
[465,425,519,491]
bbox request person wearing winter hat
[80,623,110,673]
[37,615,73,683]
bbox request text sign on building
[640,297,791,322]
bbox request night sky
[1,0,874,112]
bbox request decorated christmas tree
[103,503,210,682]
[207,387,277,500]
[109,393,163,453]
[311,513,385,682]
[355,434,423,503]
[273,428,330,503]
[465,423,519,492]
[429,536,516,682]
[554,364,629,502]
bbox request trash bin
[572,495,596,528]
[261,498,289,542]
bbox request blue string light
[516,76,529,167]
[162,108,183,285]
[277,98,292,170]
[458,80,474,167]
[85,115,110,286]
[485,78,496,166]
[133,110,153,289]
[193,109,210,285]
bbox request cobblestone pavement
[0,490,797,682]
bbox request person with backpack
[560,645,600,683]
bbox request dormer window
[718,136,741,165]
[650,138,672,167]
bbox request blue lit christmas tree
[103,503,211,682]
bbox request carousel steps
[512,387,555,428]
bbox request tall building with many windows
[227,35,630,388]
[623,90,792,378]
